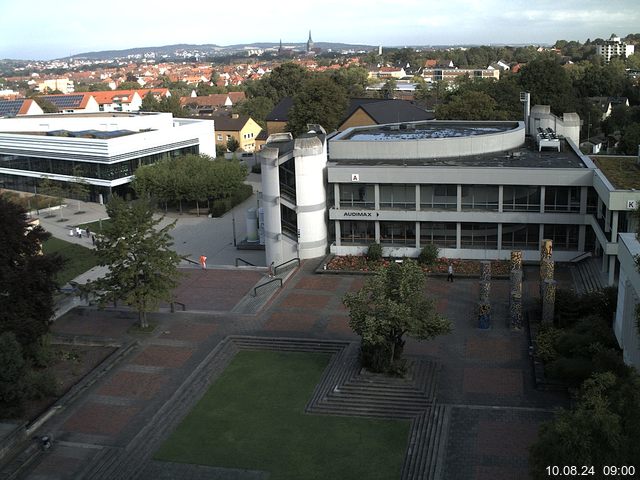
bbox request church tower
[306,30,314,53]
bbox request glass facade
[278,158,296,203]
[461,223,498,249]
[380,184,415,209]
[502,223,539,249]
[544,224,579,250]
[420,185,457,210]
[280,204,298,240]
[461,185,499,211]
[340,220,375,244]
[503,186,540,212]
[0,146,198,182]
[420,222,457,248]
[544,186,580,212]
[380,221,416,245]
[340,184,374,209]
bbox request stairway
[571,257,607,294]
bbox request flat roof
[330,137,587,169]
[591,156,640,190]
[342,121,517,141]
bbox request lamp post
[232,209,237,247]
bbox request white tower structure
[259,129,328,266]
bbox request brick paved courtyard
[11,261,571,480]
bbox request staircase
[571,257,607,294]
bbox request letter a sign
[351,173,360,182]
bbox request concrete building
[421,67,500,83]
[0,112,215,202]
[597,35,635,63]
[614,233,640,370]
[258,107,640,286]
[36,78,75,94]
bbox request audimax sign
[342,211,379,217]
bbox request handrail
[569,251,592,263]
[253,278,282,296]
[273,257,300,276]
[181,256,199,266]
[235,257,256,267]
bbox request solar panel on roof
[0,100,24,117]
[41,94,84,109]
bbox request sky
[1,0,639,60]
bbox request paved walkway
[6,261,572,480]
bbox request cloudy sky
[1,0,638,60]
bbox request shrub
[25,369,58,400]
[0,333,28,418]
[366,243,383,262]
[418,244,439,266]
[535,325,561,363]
[545,356,595,386]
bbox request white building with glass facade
[259,107,640,285]
[0,112,215,202]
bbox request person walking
[199,255,207,270]
[447,263,454,282]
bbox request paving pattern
[5,260,574,480]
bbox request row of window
[339,221,579,250]
[337,184,589,213]
[0,146,198,181]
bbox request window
[379,184,415,209]
[339,184,374,209]
[460,223,498,249]
[278,159,296,202]
[544,186,580,212]
[544,224,578,250]
[340,221,375,244]
[421,185,457,210]
[217,134,222,141]
[226,135,231,141]
[420,222,456,248]
[461,185,499,211]
[281,205,297,240]
[380,222,416,245]
[503,186,540,212]
[502,223,539,250]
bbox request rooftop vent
[266,132,293,144]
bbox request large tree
[92,197,181,328]
[343,260,452,373]
[286,76,348,135]
[518,57,577,115]
[0,195,62,351]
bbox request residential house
[0,99,44,117]
[265,97,294,135]
[36,78,75,94]
[38,93,100,113]
[91,90,143,112]
[213,114,262,152]
[588,96,630,121]
[337,99,434,131]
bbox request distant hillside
[68,42,377,60]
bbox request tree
[91,197,181,328]
[0,332,28,418]
[34,97,58,113]
[379,78,397,99]
[529,371,640,478]
[118,81,141,90]
[518,57,576,114]
[0,195,62,350]
[287,76,348,135]
[226,136,240,153]
[331,66,370,97]
[343,260,452,374]
[235,96,274,128]
[264,63,309,103]
[436,90,501,120]
[619,123,640,155]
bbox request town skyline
[1,0,639,61]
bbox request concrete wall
[330,121,525,160]
[614,233,640,369]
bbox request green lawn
[155,351,410,480]
[77,218,111,233]
[42,237,98,286]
